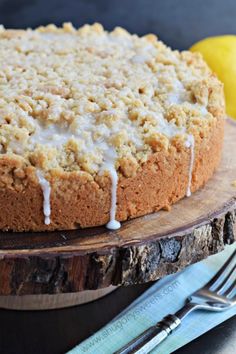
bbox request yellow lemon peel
[190,35,236,119]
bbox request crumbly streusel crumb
[0,23,225,175]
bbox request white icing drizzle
[36,170,51,225]
[185,134,195,197]
[31,117,197,228]
[30,120,73,147]
[100,148,121,230]
[28,99,204,229]
[30,117,141,231]
[105,166,121,230]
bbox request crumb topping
[0,23,225,175]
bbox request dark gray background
[0,0,235,49]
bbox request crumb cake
[0,23,225,232]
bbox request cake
[0,23,225,232]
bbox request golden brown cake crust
[0,114,224,231]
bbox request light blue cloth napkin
[68,244,236,354]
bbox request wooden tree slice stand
[0,119,235,310]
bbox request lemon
[190,35,236,119]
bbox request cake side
[0,23,225,231]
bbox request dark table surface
[0,1,235,353]
[0,283,235,354]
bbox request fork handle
[114,314,181,354]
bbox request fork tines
[207,248,236,299]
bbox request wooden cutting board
[0,119,235,299]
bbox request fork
[115,248,236,354]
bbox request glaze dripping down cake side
[0,23,225,232]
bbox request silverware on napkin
[115,248,236,354]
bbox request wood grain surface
[0,119,235,295]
